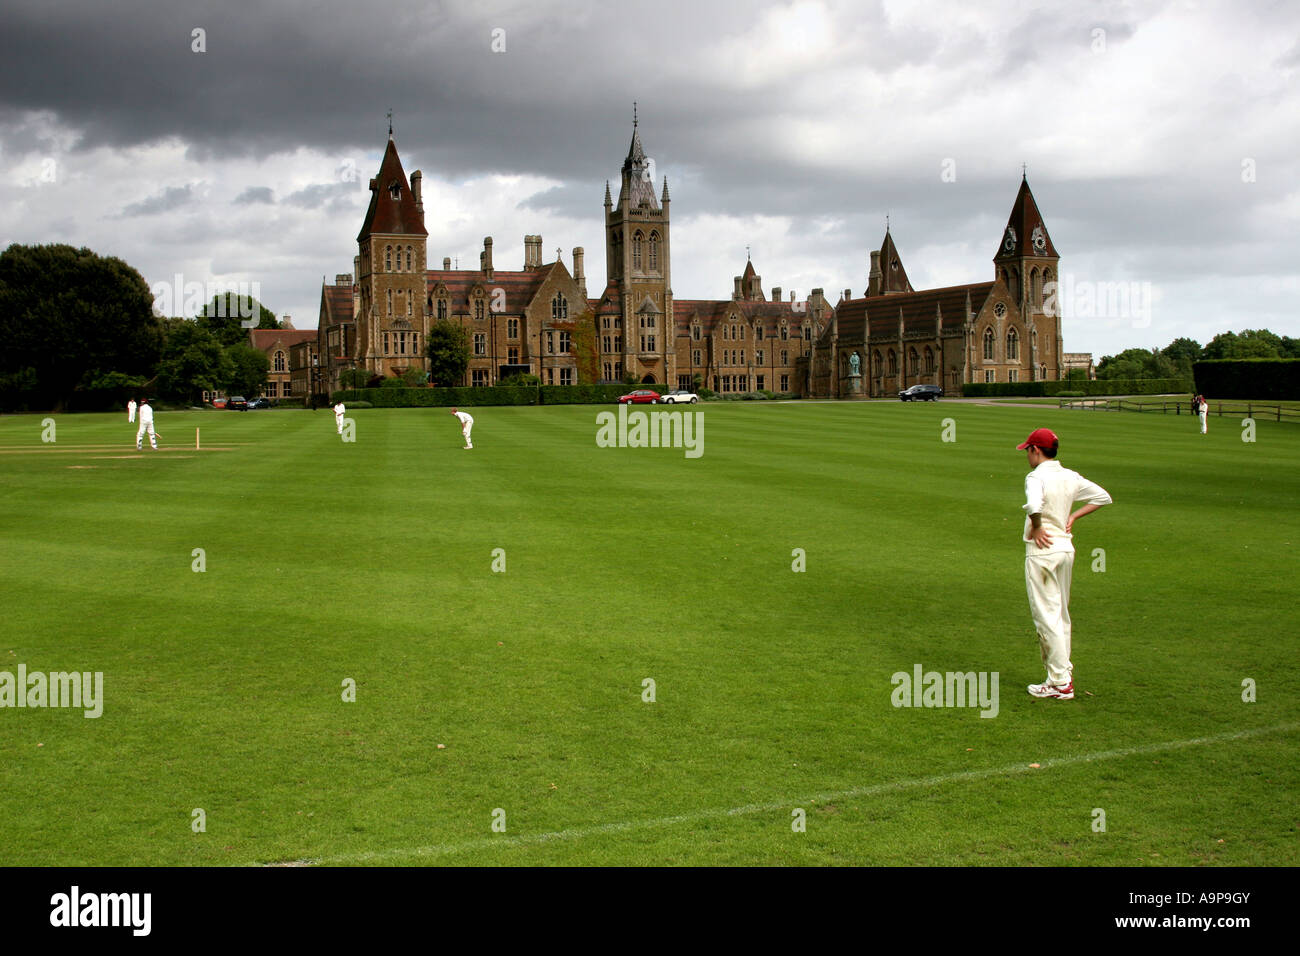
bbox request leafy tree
[399,365,428,387]
[0,243,162,409]
[1161,337,1202,377]
[1097,347,1176,380]
[1282,336,1300,359]
[338,367,371,389]
[569,310,599,384]
[1095,348,1151,380]
[224,343,269,397]
[197,293,277,347]
[426,321,470,386]
[498,372,540,387]
[1203,329,1282,360]
[155,319,232,404]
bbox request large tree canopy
[197,293,279,347]
[426,321,470,387]
[0,243,162,409]
[155,319,232,405]
[224,343,270,397]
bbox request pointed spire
[995,175,1057,260]
[661,176,669,202]
[357,136,428,243]
[604,180,612,206]
[619,110,658,209]
[878,228,913,294]
[387,108,393,139]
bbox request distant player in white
[1195,393,1208,434]
[451,407,473,449]
[127,399,137,423]
[334,402,345,435]
[136,399,158,450]
[1016,427,1112,700]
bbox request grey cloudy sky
[1,0,1296,357]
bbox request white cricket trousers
[1025,550,1074,686]
[462,421,473,447]
[136,422,156,449]
[335,414,344,434]
[1199,409,1208,434]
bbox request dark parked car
[227,396,249,411]
[248,397,270,409]
[618,389,662,404]
[899,384,943,402]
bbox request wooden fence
[1058,399,1300,422]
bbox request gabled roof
[672,298,817,336]
[832,282,995,344]
[357,138,428,242]
[320,283,354,327]
[995,176,1057,260]
[249,329,316,352]
[878,229,914,294]
[424,261,574,315]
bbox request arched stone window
[924,346,934,374]
[385,246,392,272]
[908,347,919,375]
[406,246,413,272]
[648,232,659,271]
[888,349,898,376]
[273,350,286,372]
[632,231,643,271]
[552,293,568,320]
[983,327,995,361]
[1007,327,1019,362]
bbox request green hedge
[961,378,1191,398]
[1192,359,1300,400]
[539,384,662,405]
[330,387,538,407]
[329,384,689,407]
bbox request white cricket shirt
[1022,460,1111,555]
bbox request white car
[660,389,699,404]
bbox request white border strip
[303,722,1297,866]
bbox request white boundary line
[302,721,1298,866]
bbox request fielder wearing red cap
[1016,427,1112,700]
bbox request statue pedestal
[847,373,863,396]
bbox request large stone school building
[310,120,1065,400]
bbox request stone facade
[309,127,1063,400]
[808,176,1063,398]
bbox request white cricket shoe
[1027,681,1074,700]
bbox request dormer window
[389,181,401,200]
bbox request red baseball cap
[1016,427,1058,450]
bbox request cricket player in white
[451,407,473,449]
[334,402,345,435]
[1017,428,1112,700]
[1195,393,1208,434]
[127,399,137,422]
[136,399,157,450]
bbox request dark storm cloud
[282,181,363,212]
[118,184,198,217]
[233,186,273,204]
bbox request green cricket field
[0,401,1296,866]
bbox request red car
[618,389,662,404]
